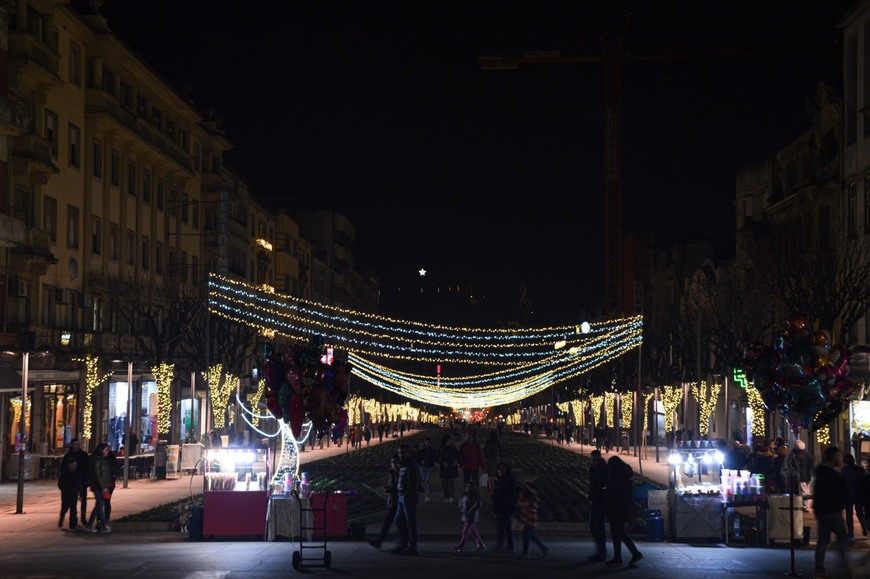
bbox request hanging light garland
[152,363,175,435]
[691,380,722,437]
[660,384,684,434]
[75,354,112,442]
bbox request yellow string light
[745,386,766,438]
[590,394,604,427]
[248,379,266,428]
[152,363,175,435]
[816,423,830,445]
[604,391,615,428]
[643,392,655,431]
[74,354,112,442]
[620,392,633,429]
[207,364,237,429]
[660,384,683,434]
[691,380,722,437]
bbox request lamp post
[16,351,29,514]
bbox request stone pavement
[0,432,867,578]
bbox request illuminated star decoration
[419,268,427,276]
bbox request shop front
[851,399,870,463]
[140,380,158,451]
[41,383,77,454]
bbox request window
[45,110,58,158]
[67,205,79,248]
[126,230,135,266]
[93,140,102,178]
[110,149,120,187]
[180,251,188,283]
[92,216,101,255]
[69,42,82,85]
[68,124,81,167]
[142,169,152,204]
[109,223,118,260]
[156,178,164,210]
[142,236,150,270]
[193,142,201,171]
[127,162,136,196]
[43,196,57,242]
[848,181,858,238]
[155,242,163,274]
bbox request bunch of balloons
[262,337,351,441]
[742,315,854,435]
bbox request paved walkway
[0,430,867,578]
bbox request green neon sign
[732,367,748,389]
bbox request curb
[111,521,178,532]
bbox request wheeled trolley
[291,490,332,569]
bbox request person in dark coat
[604,456,643,568]
[772,445,789,494]
[491,462,517,552]
[458,432,487,485]
[840,453,866,538]
[62,438,90,526]
[438,434,460,503]
[813,446,849,575]
[57,456,82,530]
[856,460,870,537]
[793,439,814,497]
[748,443,776,493]
[369,454,400,550]
[587,449,609,563]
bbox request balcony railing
[9,31,60,80]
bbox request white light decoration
[207,275,643,407]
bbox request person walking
[793,439,814,498]
[439,434,460,503]
[369,454,400,550]
[605,456,643,568]
[840,453,865,538]
[57,456,82,530]
[416,437,438,503]
[491,462,517,553]
[516,481,548,559]
[458,431,487,485]
[62,438,90,526]
[587,449,609,563]
[856,459,870,537]
[483,430,502,479]
[454,482,486,552]
[86,443,113,533]
[394,443,420,555]
[813,446,850,577]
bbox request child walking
[454,482,485,552]
[516,481,548,559]
[58,456,82,530]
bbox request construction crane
[480,20,836,319]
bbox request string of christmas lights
[745,386,766,437]
[207,365,237,429]
[75,354,111,442]
[660,384,683,434]
[691,380,722,437]
[152,363,175,436]
[621,392,633,429]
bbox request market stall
[201,446,271,538]
[673,482,722,541]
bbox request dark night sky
[99,1,850,325]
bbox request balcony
[12,133,58,176]
[86,90,194,174]
[0,209,26,247]
[0,96,28,137]
[8,31,62,88]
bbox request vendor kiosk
[202,447,270,538]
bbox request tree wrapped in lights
[604,391,615,427]
[745,385,766,437]
[248,379,266,428]
[75,354,111,442]
[152,363,175,435]
[642,392,655,432]
[589,394,604,427]
[660,384,683,434]
[691,379,722,437]
[207,364,237,429]
[620,392,633,429]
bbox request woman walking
[438,434,459,503]
[605,456,642,567]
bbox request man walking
[62,439,90,526]
[394,444,420,555]
[813,446,851,577]
[587,449,609,563]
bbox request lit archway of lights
[209,275,642,406]
[239,394,311,484]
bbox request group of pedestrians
[57,438,119,534]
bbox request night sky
[100,1,849,326]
